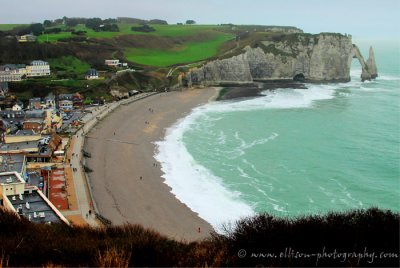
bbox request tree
[85,18,103,31]
[131,24,155,33]
[102,24,119,32]
[148,19,168,25]
[186,20,196,25]
[29,23,44,35]
[43,20,53,27]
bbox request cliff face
[185,33,377,86]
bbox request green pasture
[36,23,228,43]
[125,33,233,67]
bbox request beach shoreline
[85,88,218,241]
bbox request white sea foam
[154,110,255,231]
[378,75,400,81]
[199,86,337,113]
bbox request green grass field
[36,23,228,43]
[0,24,27,31]
[125,33,233,67]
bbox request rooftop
[0,110,25,118]
[0,154,25,174]
[15,129,36,136]
[9,188,64,224]
[0,171,24,184]
[0,140,39,153]
[25,110,45,118]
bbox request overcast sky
[1,0,399,39]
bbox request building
[17,34,37,43]
[0,64,24,82]
[0,171,69,225]
[0,140,40,154]
[0,171,26,197]
[45,93,56,108]
[105,59,120,67]
[72,93,83,108]
[26,61,51,77]
[23,110,46,133]
[0,154,26,176]
[26,134,62,163]
[58,99,73,112]
[1,61,50,82]
[12,102,23,111]
[29,98,42,110]
[50,111,62,131]
[85,68,99,79]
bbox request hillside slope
[0,207,398,267]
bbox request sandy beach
[85,88,217,241]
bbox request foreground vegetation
[0,207,398,267]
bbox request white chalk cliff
[185,33,378,86]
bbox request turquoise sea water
[155,40,400,229]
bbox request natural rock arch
[352,45,378,81]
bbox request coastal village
[0,55,144,227]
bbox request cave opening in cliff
[293,73,305,82]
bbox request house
[58,100,73,112]
[26,134,62,163]
[29,98,42,110]
[105,59,120,67]
[26,61,51,77]
[17,34,37,43]
[45,93,56,109]
[85,68,99,80]
[72,93,83,108]
[23,110,45,133]
[0,110,25,121]
[50,111,62,131]
[12,103,23,111]
[58,94,74,111]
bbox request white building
[17,34,37,43]
[26,61,51,77]
[12,103,23,111]
[105,59,120,67]
[0,65,26,82]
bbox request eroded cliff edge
[184,33,378,87]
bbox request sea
[155,40,400,231]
